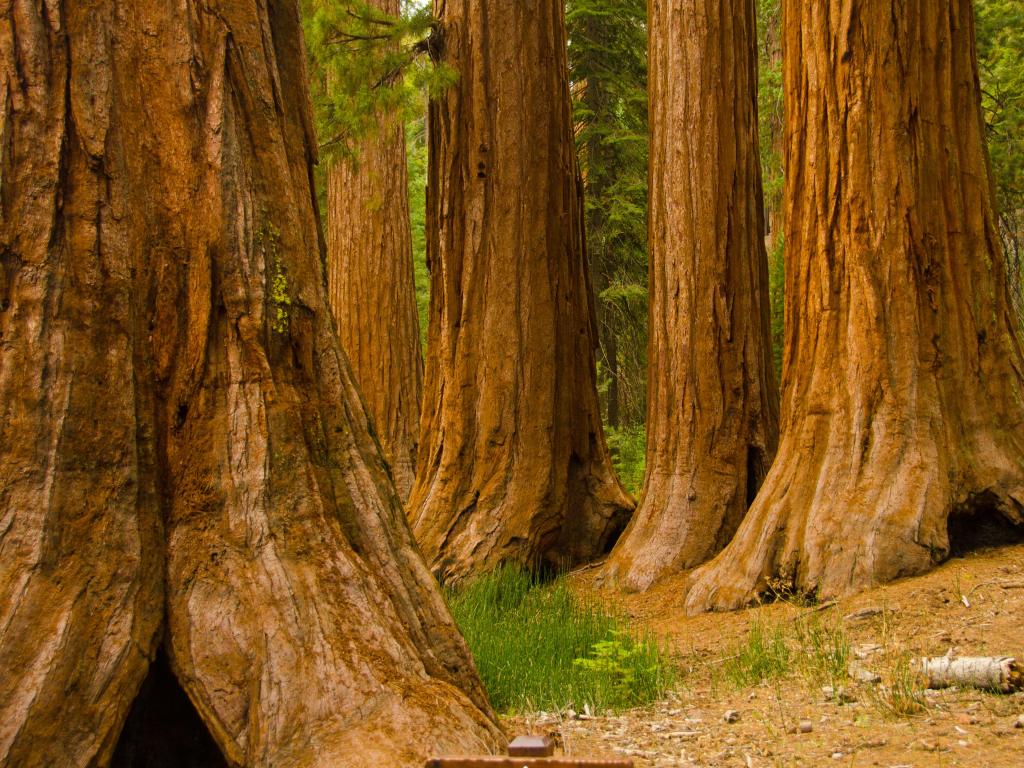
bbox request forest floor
[503,542,1024,767]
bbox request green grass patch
[718,614,853,694]
[868,654,930,718]
[793,616,851,689]
[720,619,793,688]
[448,565,675,713]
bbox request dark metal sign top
[508,735,555,758]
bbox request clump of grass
[794,616,851,688]
[868,655,929,718]
[720,619,792,688]
[717,613,853,695]
[448,565,675,713]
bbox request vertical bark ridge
[603,0,779,591]
[0,3,165,763]
[686,0,1024,613]
[410,0,634,583]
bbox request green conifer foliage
[975,0,1024,320]
[567,0,650,430]
[303,0,452,159]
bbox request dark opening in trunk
[110,647,227,768]
[947,491,1024,557]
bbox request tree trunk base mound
[684,432,1024,614]
[602,447,774,594]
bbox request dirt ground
[504,542,1024,767]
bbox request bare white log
[918,656,1022,693]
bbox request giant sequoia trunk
[604,0,779,592]
[0,2,502,766]
[409,0,634,582]
[326,0,423,502]
[686,0,1024,612]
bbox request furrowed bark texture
[686,0,1024,612]
[410,0,634,582]
[604,0,779,591]
[326,0,423,502]
[0,2,502,766]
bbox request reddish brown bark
[686,0,1024,612]
[326,0,423,502]
[604,0,779,592]
[0,1,501,765]
[409,0,634,582]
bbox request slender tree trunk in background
[606,332,620,430]
[0,2,501,766]
[569,0,650,431]
[687,0,1024,612]
[410,0,634,582]
[603,0,779,592]
[326,0,423,502]
[760,0,784,250]
[581,49,621,432]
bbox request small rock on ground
[848,660,882,684]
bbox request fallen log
[918,656,1022,693]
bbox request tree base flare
[685,427,1024,614]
